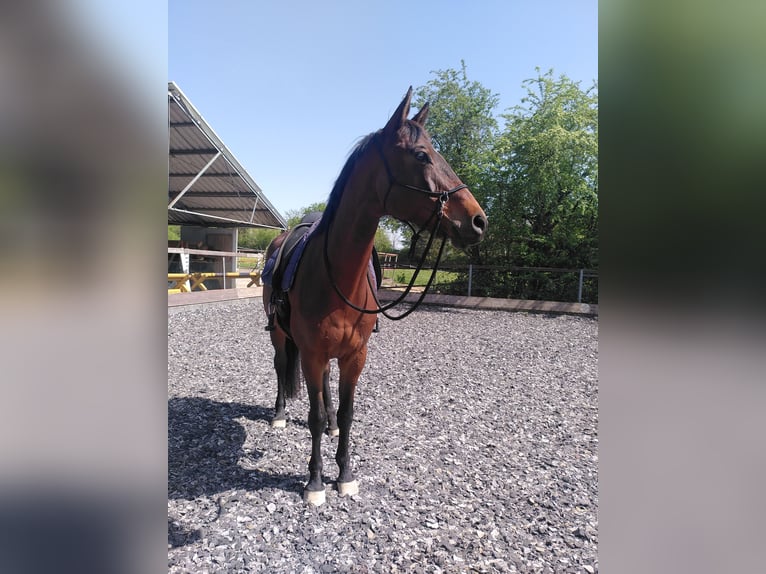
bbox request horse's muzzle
[471,213,488,242]
[447,211,487,248]
[462,211,488,247]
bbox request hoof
[337,479,359,497]
[327,427,339,437]
[271,419,286,428]
[303,487,326,506]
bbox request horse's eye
[414,150,429,163]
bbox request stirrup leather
[264,298,278,331]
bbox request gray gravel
[168,299,598,573]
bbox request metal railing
[380,263,598,304]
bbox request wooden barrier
[168,246,264,292]
[167,271,261,293]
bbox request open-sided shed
[168,82,286,293]
[168,81,286,230]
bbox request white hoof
[303,488,326,506]
[328,427,340,437]
[271,419,286,428]
[337,480,359,497]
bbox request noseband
[322,135,468,320]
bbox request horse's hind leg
[270,331,301,428]
[323,368,339,437]
[270,331,290,427]
[271,347,288,427]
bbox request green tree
[168,225,180,241]
[413,61,500,191]
[238,227,280,250]
[373,227,393,253]
[488,69,598,270]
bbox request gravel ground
[168,299,598,573]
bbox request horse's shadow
[168,396,307,502]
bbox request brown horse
[262,88,487,505]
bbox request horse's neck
[325,169,382,288]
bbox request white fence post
[578,269,584,303]
[468,264,473,297]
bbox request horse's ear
[383,87,413,135]
[411,101,430,126]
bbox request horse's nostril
[473,214,488,234]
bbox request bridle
[377,137,468,211]
[322,134,468,320]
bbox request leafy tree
[488,69,598,270]
[238,227,280,250]
[373,227,393,253]
[412,61,499,187]
[404,65,597,299]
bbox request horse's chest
[294,313,373,359]
[322,324,370,355]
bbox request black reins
[322,135,467,320]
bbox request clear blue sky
[169,0,597,217]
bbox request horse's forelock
[403,121,423,145]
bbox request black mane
[316,131,379,234]
[315,120,425,234]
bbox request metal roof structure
[168,81,286,229]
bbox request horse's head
[376,87,487,249]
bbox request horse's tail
[284,337,302,399]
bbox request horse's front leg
[303,359,330,506]
[335,349,366,498]
[323,367,339,437]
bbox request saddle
[263,211,382,335]
[262,212,322,292]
